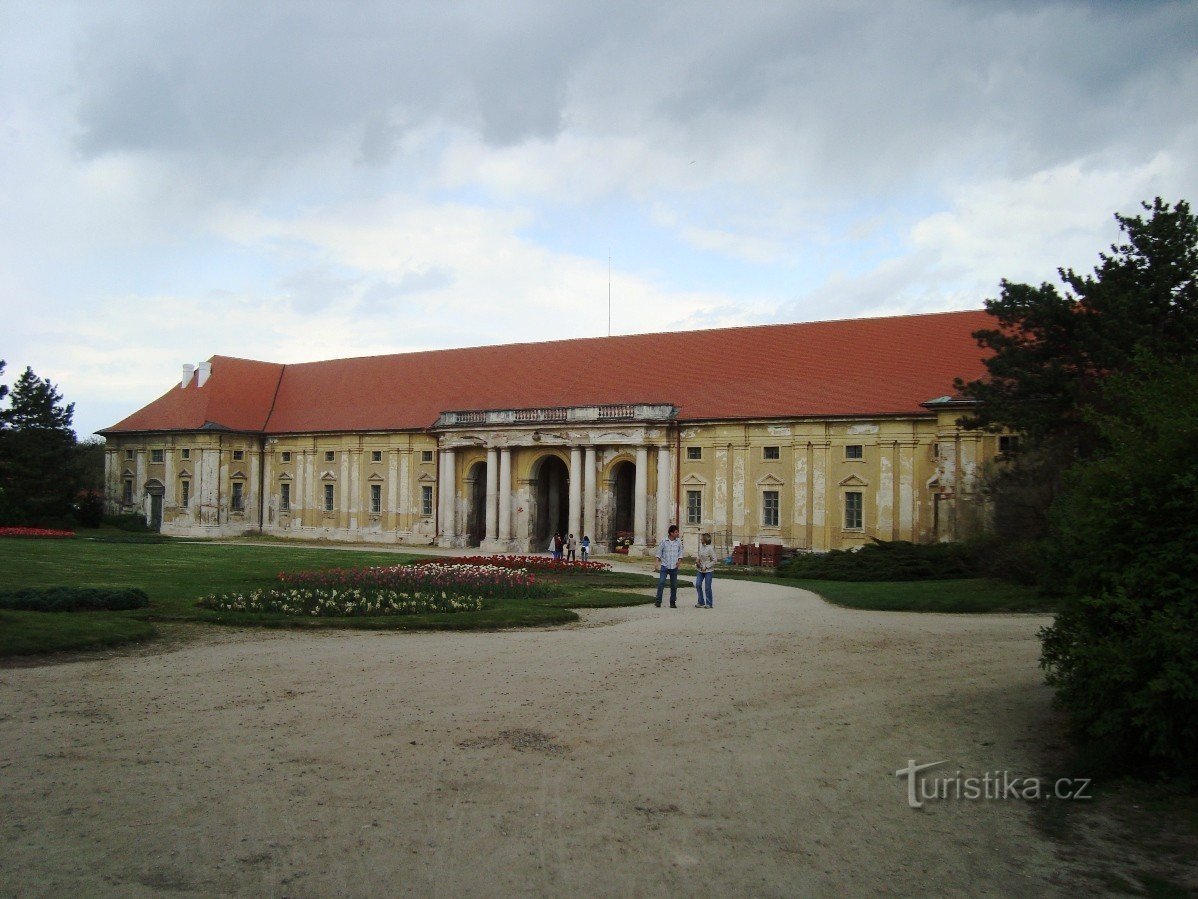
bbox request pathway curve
[0,548,1113,895]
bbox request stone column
[732,442,747,543]
[258,448,269,529]
[634,445,649,548]
[498,448,512,543]
[485,447,499,543]
[568,446,583,540]
[655,445,671,534]
[340,450,352,530]
[397,449,411,537]
[387,450,400,531]
[438,449,456,545]
[583,446,597,544]
[293,450,305,531]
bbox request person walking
[653,524,684,608]
[694,532,717,608]
[566,533,578,562]
[580,535,590,561]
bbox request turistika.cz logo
[894,760,1092,809]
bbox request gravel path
[0,565,1119,896]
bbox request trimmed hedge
[777,539,979,581]
[0,586,150,612]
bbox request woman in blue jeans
[694,532,716,608]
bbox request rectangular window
[122,479,133,504]
[150,448,164,463]
[181,480,190,507]
[325,451,335,462]
[181,448,190,460]
[686,446,702,461]
[370,483,382,513]
[280,482,291,512]
[763,490,780,527]
[324,483,335,511]
[281,451,291,463]
[686,490,702,525]
[371,450,382,463]
[231,481,244,512]
[999,435,1020,455]
[421,450,434,463]
[845,492,863,530]
[233,450,244,461]
[125,449,135,461]
[421,485,434,516]
[763,446,780,460]
[845,444,863,460]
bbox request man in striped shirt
[653,524,684,608]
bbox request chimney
[196,361,212,388]
[181,364,195,388]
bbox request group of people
[549,532,590,562]
[652,525,717,609]
[545,525,718,609]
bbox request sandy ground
[0,565,1181,896]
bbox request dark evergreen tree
[956,197,1198,452]
[956,198,1198,536]
[0,366,79,524]
[1039,357,1198,774]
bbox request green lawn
[784,577,1057,613]
[0,538,653,656]
[0,609,157,656]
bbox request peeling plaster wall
[104,414,1009,547]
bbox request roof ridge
[278,308,987,368]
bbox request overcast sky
[2,0,1195,437]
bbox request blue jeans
[695,571,713,607]
[655,567,678,605]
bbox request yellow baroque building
[100,311,1009,555]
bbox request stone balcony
[434,403,676,429]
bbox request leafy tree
[956,198,1198,537]
[956,197,1198,453]
[0,366,79,524]
[1039,357,1198,774]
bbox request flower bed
[198,587,482,617]
[200,562,557,618]
[418,555,610,573]
[279,563,553,598]
[0,527,75,539]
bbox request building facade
[100,312,1005,554]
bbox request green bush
[103,513,153,533]
[0,586,150,612]
[777,539,980,581]
[74,490,105,528]
[1040,358,1198,777]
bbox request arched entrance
[611,460,634,541]
[145,480,164,532]
[533,455,569,550]
[465,462,486,547]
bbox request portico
[433,403,677,554]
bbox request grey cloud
[357,268,455,315]
[278,267,358,314]
[70,1,614,165]
[62,0,1198,200]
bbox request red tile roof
[101,357,284,434]
[101,310,993,435]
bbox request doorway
[533,455,569,549]
[611,460,634,540]
[466,462,486,547]
[148,488,164,532]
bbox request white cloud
[2,0,1197,439]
